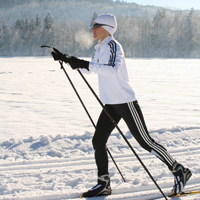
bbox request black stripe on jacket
[108,40,117,67]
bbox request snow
[0,57,200,200]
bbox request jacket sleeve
[88,42,124,77]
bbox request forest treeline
[0,7,200,58]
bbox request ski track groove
[0,146,199,172]
[1,146,200,200]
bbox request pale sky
[116,0,200,10]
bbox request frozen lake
[0,57,199,140]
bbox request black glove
[51,47,89,71]
[68,56,89,71]
[51,48,70,63]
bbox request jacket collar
[95,36,114,50]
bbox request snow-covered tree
[183,8,195,57]
[138,13,152,57]
[35,15,42,28]
[41,13,55,53]
[151,9,167,57]
[90,12,98,29]
[44,13,54,30]
[0,21,11,55]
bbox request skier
[51,13,192,197]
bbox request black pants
[92,101,175,176]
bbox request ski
[78,191,112,198]
[152,189,200,199]
[168,190,200,198]
[78,194,111,198]
[78,189,200,199]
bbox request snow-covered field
[0,57,200,200]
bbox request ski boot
[81,174,112,197]
[170,161,192,195]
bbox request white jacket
[83,36,136,104]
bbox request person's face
[92,23,110,43]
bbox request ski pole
[41,46,126,182]
[76,69,168,200]
[58,61,126,182]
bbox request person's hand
[51,47,89,71]
[51,48,70,63]
[68,56,89,71]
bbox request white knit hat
[94,14,117,36]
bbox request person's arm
[89,48,123,77]
[51,45,124,77]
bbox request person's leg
[126,101,175,167]
[92,105,121,176]
[82,105,121,197]
[111,101,175,167]
[112,101,191,194]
